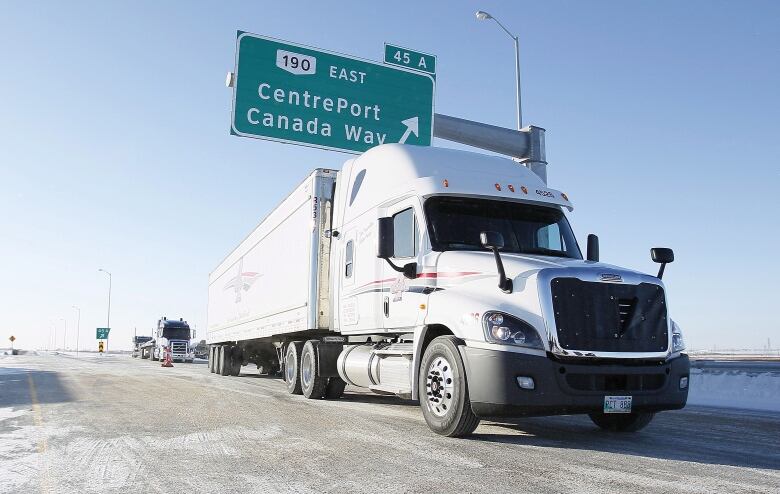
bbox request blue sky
[1,1,778,351]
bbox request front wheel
[418,336,480,437]
[588,412,655,432]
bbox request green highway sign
[96,328,110,339]
[231,32,435,154]
[384,43,436,75]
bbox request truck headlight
[671,320,685,353]
[482,312,544,350]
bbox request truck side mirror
[587,234,599,262]
[377,217,394,258]
[651,247,674,279]
[480,231,512,294]
[480,231,504,250]
[377,217,416,279]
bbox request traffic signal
[98,341,104,353]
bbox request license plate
[604,395,632,414]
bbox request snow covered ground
[687,362,780,412]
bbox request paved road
[1,353,778,494]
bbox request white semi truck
[206,143,689,437]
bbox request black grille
[550,278,668,352]
[565,373,666,392]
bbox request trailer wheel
[218,346,231,376]
[418,336,480,437]
[151,347,158,361]
[284,342,304,394]
[588,412,655,432]
[300,341,326,399]
[324,377,346,400]
[208,346,215,373]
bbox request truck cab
[329,144,688,435]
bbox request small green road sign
[96,328,110,339]
[231,32,435,154]
[384,43,436,75]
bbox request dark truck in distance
[139,317,196,363]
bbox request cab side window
[392,208,418,258]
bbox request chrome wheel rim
[426,356,454,417]
[285,348,296,383]
[301,351,313,388]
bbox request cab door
[337,222,385,334]
[382,200,424,332]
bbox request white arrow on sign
[398,117,419,144]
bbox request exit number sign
[384,43,436,75]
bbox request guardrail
[690,360,780,374]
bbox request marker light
[443,179,449,187]
[561,192,569,201]
[495,183,501,191]
[508,184,515,192]
[520,186,528,194]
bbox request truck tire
[218,346,231,376]
[229,347,242,376]
[324,377,346,399]
[207,346,214,372]
[284,341,304,395]
[300,341,326,399]
[418,336,480,437]
[151,347,158,361]
[588,412,655,432]
[213,346,221,374]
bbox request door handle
[384,296,389,317]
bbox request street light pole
[476,10,523,130]
[99,269,112,353]
[72,306,81,357]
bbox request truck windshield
[424,197,582,259]
[162,328,190,340]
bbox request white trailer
[207,144,689,436]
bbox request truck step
[372,343,413,357]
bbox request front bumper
[460,346,689,418]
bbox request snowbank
[687,364,780,412]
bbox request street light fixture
[72,305,81,357]
[98,268,112,352]
[475,10,523,130]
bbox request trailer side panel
[207,169,336,344]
